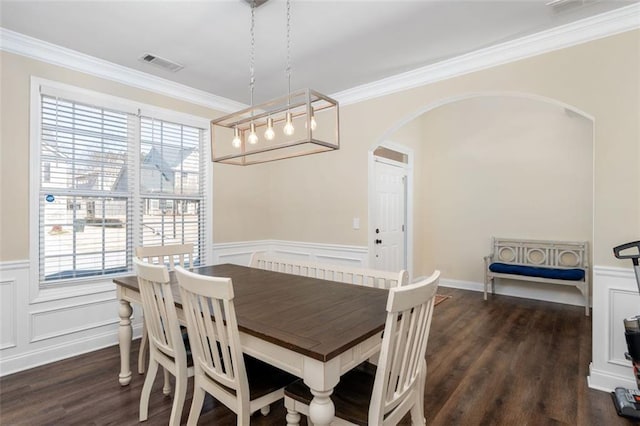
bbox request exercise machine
[611,241,640,420]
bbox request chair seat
[205,353,297,401]
[245,355,298,400]
[285,362,377,426]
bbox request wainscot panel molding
[589,265,638,391]
[0,275,18,350]
[439,277,589,308]
[30,297,121,343]
[212,240,272,266]
[212,240,369,268]
[0,260,143,377]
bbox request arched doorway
[370,92,594,299]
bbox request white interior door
[373,159,407,271]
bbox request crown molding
[332,3,640,106]
[1,3,638,109]
[0,28,247,113]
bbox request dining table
[113,263,389,426]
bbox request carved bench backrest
[490,238,589,270]
[249,252,409,289]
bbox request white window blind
[38,92,206,286]
[139,117,205,263]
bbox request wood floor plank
[0,288,634,425]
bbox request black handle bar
[614,241,640,266]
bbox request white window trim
[29,77,213,303]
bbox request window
[35,82,209,287]
[139,117,204,249]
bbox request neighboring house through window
[32,79,211,288]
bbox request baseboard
[0,323,143,377]
[588,363,636,392]
[439,277,589,308]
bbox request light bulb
[248,122,258,145]
[283,111,295,136]
[305,108,317,131]
[232,127,242,148]
[264,117,275,140]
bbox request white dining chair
[135,243,193,392]
[284,270,440,426]
[174,265,297,426]
[134,258,194,426]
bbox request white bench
[484,238,590,316]
[249,252,409,289]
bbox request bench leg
[484,276,495,300]
[484,275,488,300]
[576,281,589,317]
[484,275,492,300]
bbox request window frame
[29,77,213,303]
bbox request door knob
[375,239,382,244]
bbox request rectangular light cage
[211,88,339,165]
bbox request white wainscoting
[0,240,368,376]
[3,242,611,378]
[0,261,144,377]
[211,240,369,268]
[588,265,638,391]
[0,272,18,350]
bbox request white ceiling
[1,0,637,105]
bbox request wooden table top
[114,263,389,362]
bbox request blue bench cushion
[489,263,585,281]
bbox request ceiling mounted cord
[283,0,294,136]
[210,0,340,165]
[247,0,258,145]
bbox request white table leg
[286,408,301,425]
[118,299,133,386]
[308,388,334,426]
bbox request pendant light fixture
[211,0,339,166]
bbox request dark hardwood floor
[0,288,634,425]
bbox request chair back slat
[249,251,409,289]
[136,243,194,271]
[370,270,440,425]
[134,258,185,362]
[175,266,250,406]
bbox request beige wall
[1,30,639,272]
[212,162,272,242]
[263,30,639,270]
[412,96,593,280]
[0,51,271,260]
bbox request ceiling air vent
[139,53,184,72]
